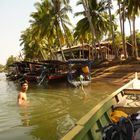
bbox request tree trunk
[122,0,127,59]
[118,0,123,36]
[82,0,97,60]
[98,41,104,60]
[128,18,133,57]
[108,0,118,59]
[132,15,138,59]
[56,25,66,61]
[60,17,75,59]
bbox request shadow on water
[0,73,119,140]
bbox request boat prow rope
[38,75,47,85]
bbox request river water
[0,72,119,140]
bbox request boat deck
[114,89,140,114]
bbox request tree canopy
[19,0,140,62]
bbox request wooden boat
[6,61,28,81]
[61,73,140,140]
[6,63,18,80]
[37,60,69,85]
[6,61,43,82]
[67,59,91,87]
[22,61,42,82]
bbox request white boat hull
[68,80,91,87]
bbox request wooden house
[55,42,113,60]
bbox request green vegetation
[5,55,19,69]
[0,64,5,72]
[19,0,140,62]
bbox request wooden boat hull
[49,75,66,80]
[23,74,39,82]
[61,74,140,140]
[38,60,68,85]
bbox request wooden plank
[124,89,140,95]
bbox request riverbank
[91,59,140,85]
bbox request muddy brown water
[0,73,119,140]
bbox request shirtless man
[17,81,28,105]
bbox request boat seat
[123,89,140,95]
[123,79,140,105]
[113,96,127,108]
[113,95,140,114]
[113,106,140,115]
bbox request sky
[0,0,140,65]
[0,0,38,65]
[0,0,80,65]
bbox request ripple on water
[56,114,77,139]
[0,105,21,133]
[26,90,72,125]
[0,73,120,140]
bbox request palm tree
[21,0,73,61]
[121,0,127,59]
[127,0,140,58]
[50,0,74,60]
[20,27,46,60]
[107,0,119,59]
[75,0,115,60]
[74,19,92,59]
[79,0,97,59]
[20,1,54,60]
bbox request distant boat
[61,72,140,140]
[22,61,42,82]
[67,59,91,87]
[6,61,28,81]
[6,61,42,82]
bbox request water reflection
[0,73,119,140]
[19,106,30,127]
[57,114,77,139]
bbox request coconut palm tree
[21,0,74,61]
[20,1,54,60]
[75,0,116,60]
[76,0,97,59]
[127,0,140,58]
[120,0,127,59]
[50,0,74,60]
[107,0,119,59]
[20,27,47,60]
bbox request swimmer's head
[20,80,28,87]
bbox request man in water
[17,80,28,105]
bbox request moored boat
[67,59,91,87]
[22,61,42,82]
[61,73,140,140]
[37,60,69,85]
[6,61,29,81]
